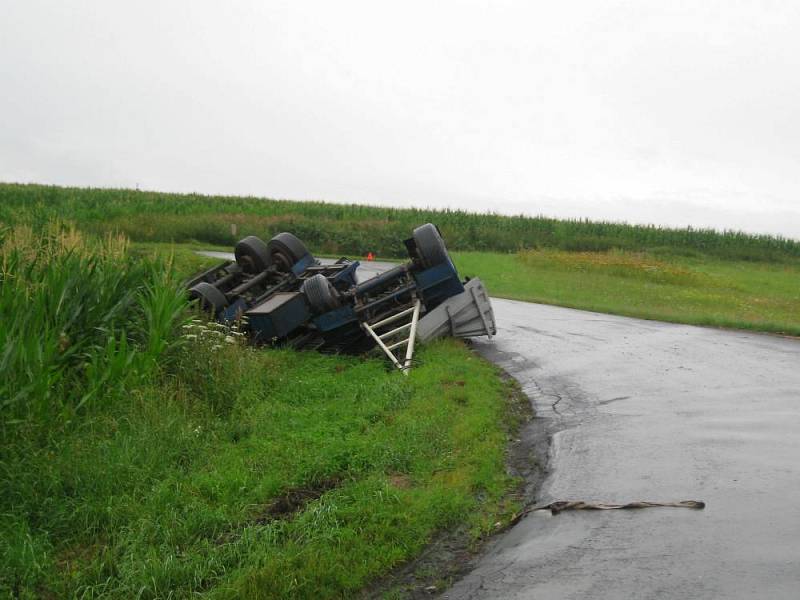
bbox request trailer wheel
[302,274,339,314]
[234,236,271,273]
[268,232,312,272]
[412,223,449,268]
[189,282,228,313]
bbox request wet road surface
[447,298,800,600]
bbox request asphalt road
[198,252,800,597]
[448,298,800,600]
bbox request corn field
[2,183,798,262]
[0,222,188,433]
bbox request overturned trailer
[186,224,495,373]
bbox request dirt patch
[253,476,342,523]
[361,369,546,598]
[56,538,108,573]
[214,476,344,548]
[389,473,413,489]
[442,379,466,387]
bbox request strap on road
[510,499,705,525]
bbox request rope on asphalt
[510,500,705,524]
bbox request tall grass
[0,223,194,595]
[2,182,798,262]
[0,222,188,432]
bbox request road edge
[362,357,547,598]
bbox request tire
[234,236,271,273]
[189,282,228,313]
[412,223,449,268]
[302,274,339,314]
[268,232,312,272]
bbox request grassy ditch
[0,224,522,599]
[454,249,800,336]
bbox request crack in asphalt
[548,391,563,415]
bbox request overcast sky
[2,1,799,239]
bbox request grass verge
[454,249,800,335]
[1,225,524,599]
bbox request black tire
[189,282,228,313]
[234,236,271,273]
[302,274,339,314]
[412,223,449,268]
[268,232,312,272]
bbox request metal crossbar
[379,322,412,340]
[362,299,421,375]
[370,305,416,329]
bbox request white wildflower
[224,336,235,344]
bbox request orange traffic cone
[366,252,375,261]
